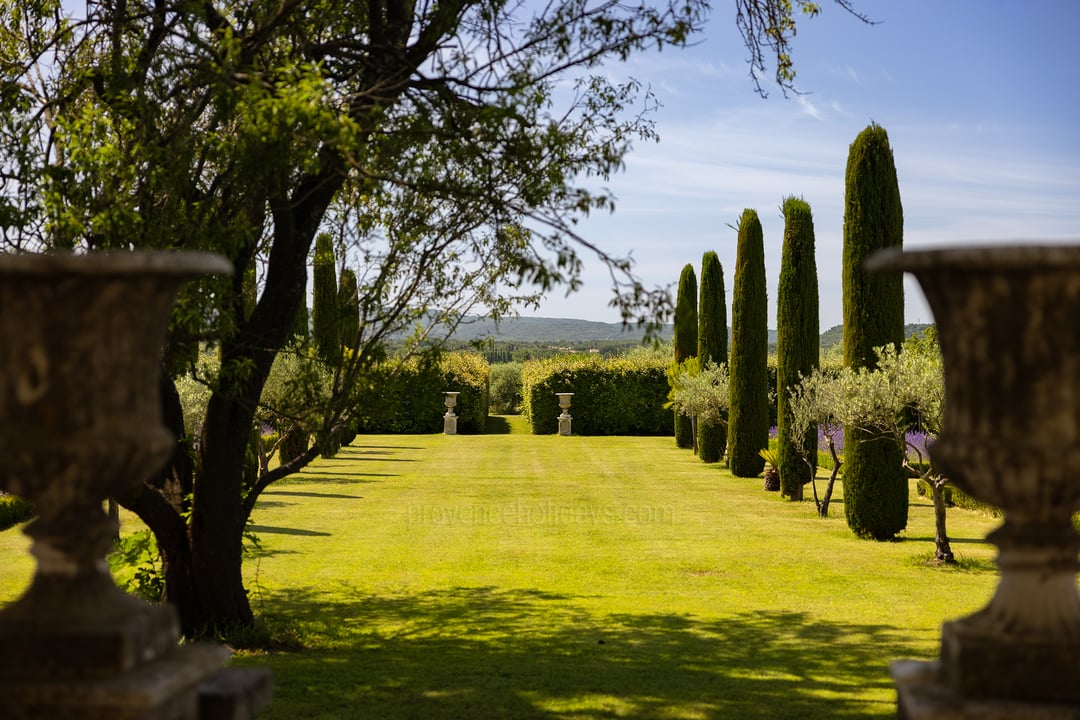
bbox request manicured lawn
[1,418,1004,718]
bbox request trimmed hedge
[0,494,35,531]
[913,477,1002,517]
[522,354,672,435]
[357,352,490,434]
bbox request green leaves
[667,358,731,428]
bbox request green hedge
[521,354,672,435]
[914,477,1002,517]
[0,494,35,531]
[357,352,490,434]
[915,477,1080,534]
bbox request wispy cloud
[525,3,1080,327]
[551,104,1080,328]
[798,94,824,120]
[833,65,860,83]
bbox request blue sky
[530,0,1080,330]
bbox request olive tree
[666,358,730,447]
[789,333,953,561]
[0,0,871,637]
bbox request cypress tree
[339,267,359,351]
[312,232,339,363]
[697,250,728,463]
[728,209,769,478]
[673,263,698,449]
[842,123,907,540]
[290,304,310,348]
[776,196,819,500]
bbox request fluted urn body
[869,245,1080,710]
[0,251,234,718]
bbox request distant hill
[446,316,673,344]
[437,316,929,348]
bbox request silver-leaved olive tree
[0,0,869,637]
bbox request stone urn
[443,391,460,435]
[0,251,267,719]
[869,245,1080,716]
[556,392,574,436]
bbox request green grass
[0,420,1007,719]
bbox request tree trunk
[181,174,342,637]
[818,440,842,518]
[160,528,202,636]
[930,478,956,564]
[190,395,257,635]
[807,457,821,512]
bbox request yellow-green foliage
[521,353,672,435]
[439,351,491,428]
[0,494,35,531]
[359,352,490,434]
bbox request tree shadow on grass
[239,585,917,719]
[295,473,392,483]
[341,446,425,453]
[261,490,364,501]
[316,456,419,463]
[485,416,512,434]
[247,524,332,537]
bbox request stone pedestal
[870,246,1080,717]
[0,251,270,719]
[443,391,460,435]
[893,660,1080,720]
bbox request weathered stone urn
[869,245,1080,717]
[0,251,267,719]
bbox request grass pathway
[0,422,1004,718]
[231,426,998,719]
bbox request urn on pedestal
[556,392,574,436]
[0,251,269,719]
[869,245,1080,717]
[443,391,460,435]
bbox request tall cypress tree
[673,263,698,449]
[777,196,819,500]
[697,250,728,463]
[290,304,309,348]
[311,232,340,363]
[728,209,769,477]
[842,123,907,540]
[338,267,359,351]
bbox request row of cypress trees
[672,250,730,462]
[311,232,362,363]
[670,122,907,542]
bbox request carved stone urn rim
[867,243,1080,273]
[0,249,232,276]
